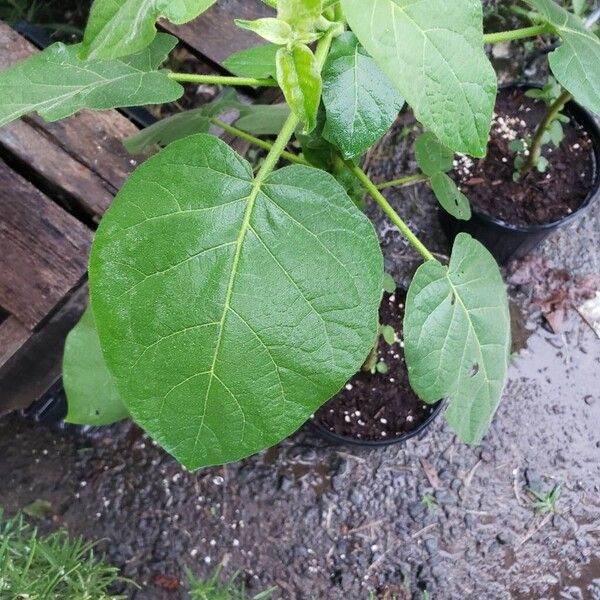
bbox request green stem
[376,173,428,191]
[347,162,434,262]
[522,89,573,175]
[168,72,278,87]
[209,117,309,167]
[483,24,551,44]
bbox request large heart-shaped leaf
[525,0,600,115]
[0,34,182,129]
[63,307,129,426]
[89,134,383,469]
[341,0,496,156]
[404,234,510,443]
[321,32,404,159]
[81,0,217,60]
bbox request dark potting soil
[313,290,435,441]
[453,87,596,226]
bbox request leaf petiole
[167,72,279,87]
[210,117,309,167]
[347,162,434,262]
[376,173,428,190]
[483,24,551,44]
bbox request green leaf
[383,272,396,294]
[124,110,210,154]
[223,44,279,79]
[63,306,129,426]
[123,91,242,154]
[572,0,587,16]
[380,324,396,345]
[276,44,322,132]
[0,34,182,129]
[430,172,472,220]
[277,0,322,33]
[81,0,216,60]
[548,119,564,146]
[321,32,404,159]
[375,361,389,374]
[525,0,600,115]
[404,233,511,444]
[89,134,383,469]
[415,132,454,176]
[341,0,496,156]
[235,18,294,45]
[235,103,291,135]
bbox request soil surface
[314,290,436,442]
[453,87,596,226]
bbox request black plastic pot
[440,82,600,265]
[309,399,445,448]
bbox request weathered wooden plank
[0,22,144,221]
[0,159,92,329]
[0,283,88,416]
[161,0,274,65]
[0,316,29,369]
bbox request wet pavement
[0,122,599,599]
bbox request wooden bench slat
[0,22,144,221]
[161,0,274,65]
[0,159,92,329]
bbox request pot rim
[309,398,445,448]
[467,81,600,233]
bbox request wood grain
[0,159,91,329]
[161,0,274,65]
[0,22,144,221]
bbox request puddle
[263,445,332,496]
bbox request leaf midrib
[193,169,269,450]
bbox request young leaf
[572,0,587,16]
[375,361,389,374]
[63,306,129,426]
[341,0,496,157]
[277,0,322,34]
[235,103,291,135]
[380,324,396,345]
[89,134,383,470]
[123,91,243,154]
[124,110,210,154]
[383,272,397,294]
[223,44,279,80]
[0,34,182,129]
[415,132,454,176]
[524,0,600,115]
[276,44,322,132]
[235,18,294,45]
[430,172,472,221]
[321,32,404,159]
[404,233,511,444]
[81,0,217,60]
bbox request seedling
[528,483,562,514]
[186,566,277,600]
[509,3,600,177]
[421,494,438,513]
[6,0,597,469]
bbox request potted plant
[441,0,600,264]
[3,0,564,470]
